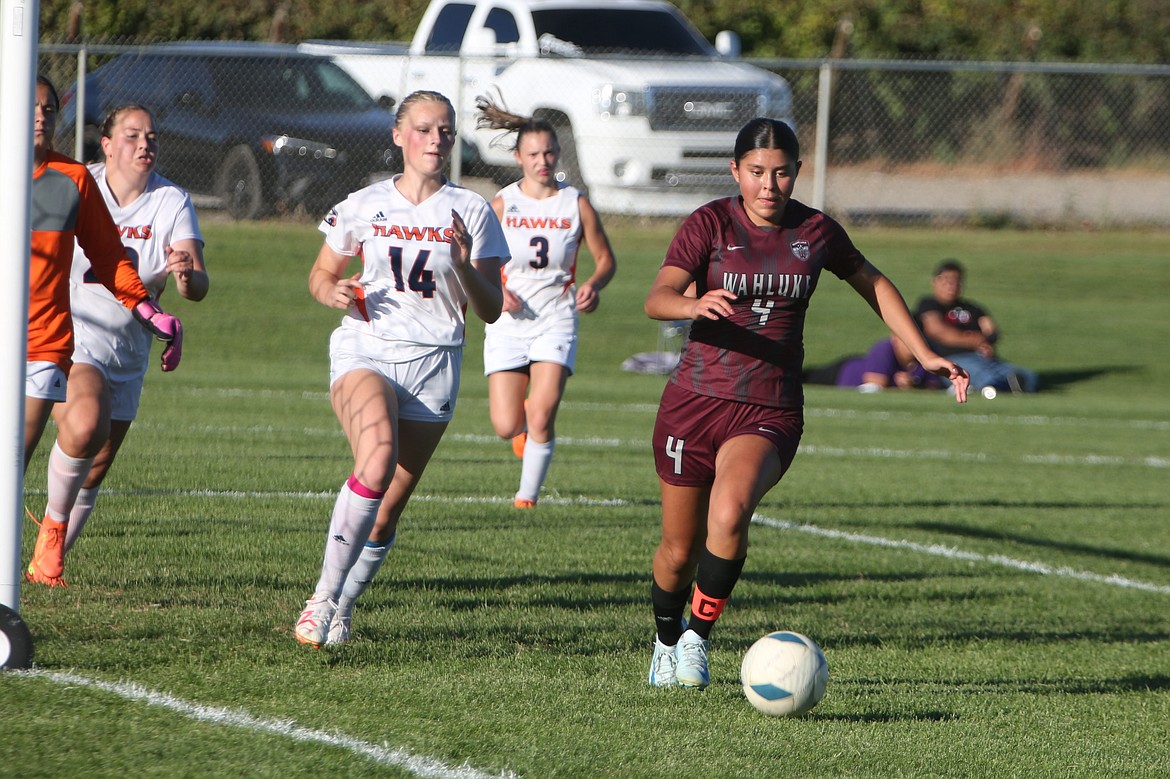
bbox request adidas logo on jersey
[370,211,387,222]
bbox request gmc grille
[648,87,761,132]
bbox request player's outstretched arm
[847,262,969,403]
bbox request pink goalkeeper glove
[132,298,184,372]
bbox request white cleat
[648,636,678,687]
[325,607,352,646]
[674,629,711,689]
[295,596,336,648]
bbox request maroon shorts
[652,382,803,486]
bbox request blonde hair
[395,90,455,128]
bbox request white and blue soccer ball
[740,630,828,716]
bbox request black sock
[651,580,690,646]
[688,548,745,640]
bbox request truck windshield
[530,8,714,55]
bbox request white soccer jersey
[320,176,509,353]
[487,181,583,337]
[70,163,203,381]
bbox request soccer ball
[740,630,828,716]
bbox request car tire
[217,145,267,220]
[1,604,34,670]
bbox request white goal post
[0,0,40,614]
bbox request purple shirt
[663,197,865,408]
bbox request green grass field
[4,218,1169,778]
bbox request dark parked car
[56,42,399,219]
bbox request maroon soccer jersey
[662,197,866,408]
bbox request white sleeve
[169,192,204,246]
[465,196,510,262]
[319,197,362,256]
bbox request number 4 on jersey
[665,435,685,475]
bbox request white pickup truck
[301,0,793,216]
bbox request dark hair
[99,104,154,139]
[475,93,558,152]
[733,117,799,162]
[36,74,60,110]
[933,259,965,277]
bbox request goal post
[0,0,40,614]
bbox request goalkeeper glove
[132,298,183,372]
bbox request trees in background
[37,0,1170,64]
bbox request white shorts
[70,357,147,422]
[25,361,68,402]
[329,329,461,423]
[483,330,578,375]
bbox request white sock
[312,476,384,601]
[45,441,95,524]
[336,533,396,615]
[64,486,100,552]
[516,437,554,503]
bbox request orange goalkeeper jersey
[30,150,150,370]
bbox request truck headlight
[594,85,646,119]
[758,83,793,121]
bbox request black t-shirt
[914,296,989,357]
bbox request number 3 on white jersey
[665,435,685,475]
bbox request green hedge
[39,0,1170,64]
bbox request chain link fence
[39,40,1170,227]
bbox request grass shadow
[904,520,1170,568]
[1036,364,1141,392]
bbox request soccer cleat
[512,400,528,458]
[648,636,679,687]
[325,607,352,646]
[26,515,68,587]
[513,497,536,509]
[675,629,711,689]
[294,596,337,648]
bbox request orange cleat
[511,431,527,459]
[513,498,536,509]
[26,515,69,587]
[512,399,529,458]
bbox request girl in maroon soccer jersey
[644,118,970,689]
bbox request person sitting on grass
[914,259,1038,395]
[803,335,944,392]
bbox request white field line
[749,513,1170,596]
[123,425,1168,469]
[19,670,518,779]
[188,386,1170,431]
[14,490,1166,774]
[41,488,1170,595]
